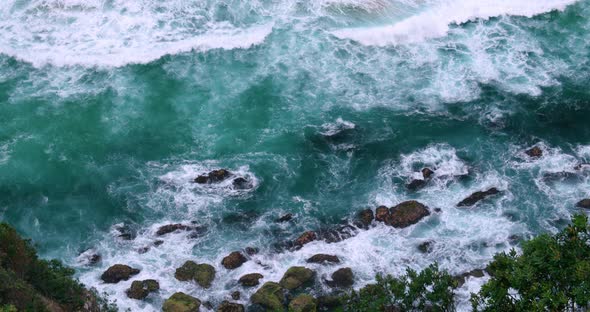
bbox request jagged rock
[454,269,485,287]
[100,264,140,283]
[174,261,216,288]
[231,291,241,300]
[279,266,315,290]
[245,247,259,255]
[126,279,159,300]
[222,252,248,270]
[238,273,263,287]
[318,225,357,243]
[422,168,435,179]
[114,224,136,240]
[277,213,293,223]
[418,241,434,253]
[306,254,340,264]
[251,282,285,311]
[294,231,317,246]
[375,206,389,223]
[327,267,354,288]
[457,188,500,207]
[154,240,164,246]
[194,169,232,184]
[389,201,430,228]
[577,199,590,209]
[407,179,427,191]
[289,294,317,312]
[163,292,201,312]
[357,209,374,228]
[89,254,101,265]
[217,301,244,312]
[156,224,192,236]
[525,146,543,158]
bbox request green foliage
[344,264,457,312]
[0,305,18,312]
[471,214,590,312]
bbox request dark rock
[222,251,248,270]
[194,169,231,184]
[574,163,590,171]
[162,292,201,312]
[434,208,442,213]
[232,177,252,190]
[418,241,434,253]
[204,301,214,310]
[276,213,293,223]
[457,188,500,207]
[280,266,315,290]
[388,201,430,228]
[375,206,389,223]
[454,269,486,287]
[407,179,427,191]
[101,264,140,283]
[137,247,150,254]
[306,254,340,264]
[525,146,543,158]
[174,261,216,288]
[245,247,259,256]
[318,225,357,243]
[422,168,435,179]
[156,224,191,236]
[231,291,241,300]
[153,240,164,247]
[327,267,354,288]
[217,301,245,312]
[238,273,263,287]
[126,279,159,300]
[289,294,317,312]
[250,282,285,311]
[357,209,374,228]
[114,224,136,241]
[577,199,590,209]
[89,254,101,265]
[294,231,317,246]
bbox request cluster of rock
[193,169,253,190]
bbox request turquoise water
[1,0,590,310]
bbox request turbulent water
[1,0,590,310]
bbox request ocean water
[1,0,590,310]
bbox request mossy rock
[251,282,285,311]
[217,300,245,312]
[162,292,201,312]
[126,279,159,300]
[279,266,315,290]
[174,261,215,288]
[288,294,317,312]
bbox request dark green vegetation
[0,223,113,312]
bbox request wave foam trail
[332,0,579,46]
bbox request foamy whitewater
[1,0,590,311]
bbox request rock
[126,279,159,300]
[294,231,317,246]
[114,224,136,240]
[407,179,427,191]
[203,302,214,310]
[194,169,231,184]
[457,188,500,207]
[232,177,252,190]
[388,201,430,228]
[454,269,485,287]
[574,163,590,171]
[217,301,244,312]
[277,213,294,223]
[280,267,315,290]
[222,252,248,270]
[357,209,374,228]
[288,294,317,312]
[327,267,354,288]
[525,146,543,158]
[375,206,389,223]
[317,296,343,310]
[174,261,216,288]
[137,246,150,254]
[576,199,590,209]
[422,168,435,179]
[89,254,101,265]
[154,240,164,246]
[100,264,140,283]
[162,292,201,312]
[231,291,241,300]
[418,241,434,253]
[318,225,357,243]
[251,282,285,311]
[156,224,192,236]
[238,273,263,287]
[434,208,442,213]
[306,254,340,264]
[245,247,259,256]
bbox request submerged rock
[244,247,259,256]
[231,291,241,300]
[525,146,543,158]
[422,168,435,179]
[100,264,140,283]
[454,269,485,287]
[289,294,317,312]
[407,179,427,191]
[174,261,216,288]
[222,251,248,270]
[238,273,263,287]
[163,292,201,312]
[418,241,434,253]
[251,282,285,311]
[577,199,590,209]
[217,301,244,312]
[194,169,232,184]
[294,231,317,246]
[327,267,354,288]
[156,224,192,236]
[574,163,590,171]
[232,177,252,190]
[114,224,136,241]
[457,188,500,207]
[306,254,340,264]
[277,213,294,223]
[126,279,159,300]
[280,266,315,290]
[389,201,430,228]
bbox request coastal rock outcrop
[279,266,315,290]
[238,273,263,287]
[222,251,248,269]
[217,301,245,312]
[100,264,140,283]
[327,267,354,288]
[356,209,374,228]
[251,282,285,311]
[288,294,317,312]
[374,201,430,228]
[306,254,340,264]
[457,188,500,207]
[175,261,216,288]
[163,292,201,312]
[294,231,317,246]
[577,199,590,209]
[156,224,193,236]
[126,279,159,300]
[525,146,543,158]
[194,169,231,184]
